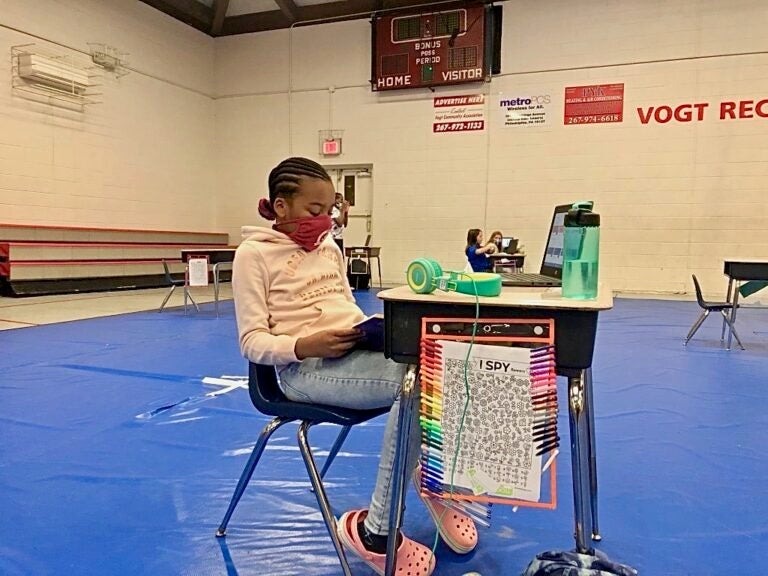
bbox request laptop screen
[539,204,572,278]
[500,237,517,253]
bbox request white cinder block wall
[1,0,765,297]
[214,0,768,297]
[0,0,217,231]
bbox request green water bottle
[562,201,600,299]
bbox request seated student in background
[488,230,504,252]
[465,228,496,272]
[233,157,478,576]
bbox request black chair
[216,362,391,576]
[685,274,744,349]
[158,260,199,314]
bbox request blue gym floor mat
[1,293,766,575]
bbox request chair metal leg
[684,310,709,345]
[158,285,176,313]
[319,425,352,480]
[721,278,734,342]
[185,288,200,313]
[216,416,294,537]
[720,310,746,350]
[213,262,221,318]
[727,286,741,350]
[297,421,353,576]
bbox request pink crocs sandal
[337,509,436,576]
[414,476,478,554]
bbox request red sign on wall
[371,1,488,91]
[564,83,624,125]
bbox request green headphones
[406,258,502,297]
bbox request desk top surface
[724,258,768,264]
[378,283,613,311]
[487,253,525,258]
[723,259,768,281]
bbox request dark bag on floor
[522,550,637,576]
[347,256,370,290]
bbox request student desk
[488,252,526,273]
[378,284,613,575]
[180,248,236,316]
[723,259,768,349]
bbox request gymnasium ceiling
[138,0,467,36]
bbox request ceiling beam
[297,0,376,22]
[274,0,299,23]
[213,0,490,36]
[211,0,230,36]
[220,11,293,35]
[219,0,463,35]
[139,0,213,34]
[298,0,459,21]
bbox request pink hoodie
[232,226,365,366]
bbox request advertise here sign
[433,94,486,133]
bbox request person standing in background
[332,192,350,252]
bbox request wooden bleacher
[0,223,232,297]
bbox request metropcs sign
[637,98,768,124]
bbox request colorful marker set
[419,338,493,526]
[416,317,560,512]
[530,346,559,457]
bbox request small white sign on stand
[187,257,210,287]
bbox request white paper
[187,257,209,287]
[438,340,542,502]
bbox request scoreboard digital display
[371,2,489,92]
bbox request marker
[536,438,560,456]
[542,449,559,473]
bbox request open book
[354,313,384,352]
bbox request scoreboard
[371,1,489,92]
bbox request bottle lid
[564,205,600,227]
[571,200,594,211]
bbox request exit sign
[321,138,342,156]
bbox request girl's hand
[295,328,363,359]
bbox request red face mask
[274,215,332,251]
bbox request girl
[465,228,496,272]
[232,158,477,576]
[488,230,504,252]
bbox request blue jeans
[279,350,420,536]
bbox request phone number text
[433,121,485,132]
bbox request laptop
[500,204,570,287]
[500,237,519,254]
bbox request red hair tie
[258,198,277,221]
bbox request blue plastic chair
[216,362,389,575]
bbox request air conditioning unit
[16,53,89,96]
